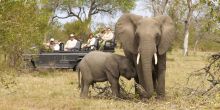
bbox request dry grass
[0,49,220,110]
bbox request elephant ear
[115,13,143,54]
[104,56,119,78]
[155,16,176,55]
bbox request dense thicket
[0,1,50,67]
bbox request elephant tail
[77,67,81,89]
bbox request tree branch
[92,8,112,15]
[151,0,169,16]
[88,0,96,20]
[68,5,82,21]
[52,5,82,22]
[161,0,169,14]
[82,7,87,20]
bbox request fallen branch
[187,52,220,95]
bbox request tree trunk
[183,22,190,56]
[193,39,199,55]
[183,0,193,56]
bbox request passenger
[53,40,60,51]
[96,29,106,39]
[64,34,78,51]
[82,33,96,50]
[87,33,97,49]
[99,28,114,50]
[102,28,113,41]
[43,38,55,50]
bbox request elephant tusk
[154,53,158,65]
[137,53,140,64]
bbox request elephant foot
[140,97,150,103]
[80,96,89,99]
[80,93,89,99]
[112,96,121,100]
[112,93,121,99]
[155,95,166,100]
[139,92,153,100]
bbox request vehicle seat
[90,38,99,50]
[104,36,116,50]
[71,41,82,51]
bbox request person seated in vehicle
[96,29,106,39]
[64,34,78,51]
[83,33,97,50]
[99,28,114,50]
[102,28,114,41]
[53,40,60,51]
[43,38,56,51]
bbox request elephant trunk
[139,43,156,99]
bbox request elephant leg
[80,76,91,98]
[152,62,158,91]
[134,75,139,94]
[107,73,120,97]
[124,52,140,95]
[156,53,166,98]
[133,55,148,98]
[80,77,84,96]
[110,80,120,98]
[80,82,90,98]
[133,55,140,95]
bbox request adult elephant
[115,13,176,99]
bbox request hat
[70,34,75,37]
[107,28,111,31]
[50,38,54,42]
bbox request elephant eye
[155,33,160,37]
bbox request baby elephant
[77,51,136,98]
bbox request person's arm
[87,39,91,44]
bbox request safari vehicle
[23,38,116,70]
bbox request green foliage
[198,39,220,52]
[64,20,90,41]
[49,25,66,42]
[62,0,135,13]
[59,0,135,20]
[112,0,135,13]
[0,0,50,67]
[44,0,136,44]
[167,0,220,52]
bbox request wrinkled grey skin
[77,51,136,98]
[115,13,176,99]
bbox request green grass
[0,49,219,110]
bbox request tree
[52,0,135,22]
[146,0,219,52]
[0,0,50,67]
[191,0,220,53]
[183,0,194,56]
[49,0,135,35]
[151,0,169,16]
[63,20,90,41]
[45,0,136,40]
